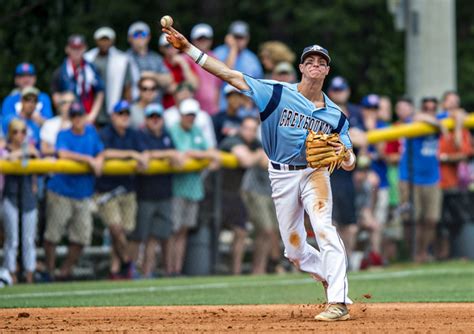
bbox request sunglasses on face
[146,114,162,119]
[116,110,130,116]
[140,86,157,92]
[13,128,27,135]
[132,31,149,39]
[60,99,75,105]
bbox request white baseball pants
[269,163,352,304]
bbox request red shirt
[163,57,198,109]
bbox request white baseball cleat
[314,303,350,321]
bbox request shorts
[221,191,247,230]
[332,185,357,226]
[241,191,278,232]
[44,191,93,246]
[96,191,137,232]
[172,197,199,232]
[129,199,173,241]
[374,188,389,225]
[414,185,442,222]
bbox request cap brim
[301,51,331,64]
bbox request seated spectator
[51,34,104,124]
[189,23,221,116]
[213,85,246,144]
[95,100,147,279]
[168,98,220,276]
[1,62,53,125]
[259,41,296,78]
[44,102,104,280]
[129,75,160,129]
[40,91,75,156]
[2,119,40,284]
[126,21,172,101]
[159,33,199,109]
[164,85,217,148]
[85,27,132,125]
[129,103,185,278]
[2,87,43,147]
[271,62,297,83]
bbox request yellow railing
[0,113,472,175]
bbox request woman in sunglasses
[2,119,40,284]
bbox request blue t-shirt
[136,128,174,201]
[1,92,53,120]
[241,75,352,166]
[95,125,144,193]
[399,117,441,185]
[47,125,104,199]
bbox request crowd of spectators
[0,19,472,284]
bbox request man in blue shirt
[44,102,104,280]
[163,23,356,321]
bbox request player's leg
[269,168,324,279]
[301,168,352,305]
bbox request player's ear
[299,63,304,74]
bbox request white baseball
[160,15,173,28]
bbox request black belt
[271,162,307,171]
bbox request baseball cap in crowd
[158,33,169,47]
[145,103,164,117]
[69,102,86,117]
[274,62,295,75]
[179,98,200,116]
[300,45,331,64]
[113,100,130,113]
[94,27,116,40]
[128,21,150,37]
[361,94,380,109]
[21,86,39,98]
[228,20,249,37]
[328,76,349,91]
[191,23,213,40]
[68,34,86,48]
[15,63,36,76]
[223,84,242,96]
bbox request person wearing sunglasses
[95,100,148,279]
[126,21,172,102]
[129,75,160,129]
[2,119,40,284]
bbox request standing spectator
[2,119,40,283]
[271,62,297,83]
[159,33,199,109]
[214,20,263,110]
[95,100,147,278]
[259,41,296,78]
[1,63,53,125]
[213,85,246,144]
[168,98,220,276]
[84,27,132,125]
[129,75,160,129]
[44,102,104,280]
[129,103,185,278]
[40,91,75,156]
[126,21,172,101]
[163,84,217,148]
[51,34,105,124]
[189,23,221,116]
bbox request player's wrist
[185,44,208,67]
[342,152,355,167]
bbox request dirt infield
[0,303,471,332]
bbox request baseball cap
[94,27,116,40]
[113,100,131,113]
[274,62,295,75]
[179,98,200,115]
[191,23,213,40]
[228,20,249,37]
[328,76,349,91]
[68,34,86,48]
[15,63,36,76]
[223,84,242,96]
[128,21,150,36]
[300,45,331,64]
[69,102,86,117]
[158,33,169,47]
[361,94,380,109]
[145,103,164,117]
[21,86,39,98]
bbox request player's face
[299,55,330,81]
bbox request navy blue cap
[69,102,85,116]
[113,100,130,113]
[300,45,331,64]
[361,94,380,109]
[15,63,36,76]
[328,76,349,91]
[145,103,164,117]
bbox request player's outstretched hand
[162,26,190,52]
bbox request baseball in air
[160,15,173,28]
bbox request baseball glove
[305,131,348,173]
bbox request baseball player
[162,18,356,321]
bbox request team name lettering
[278,108,333,133]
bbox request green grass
[0,261,473,308]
